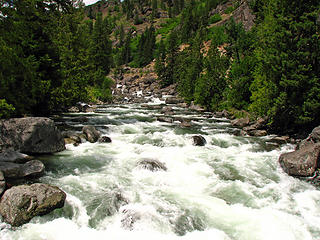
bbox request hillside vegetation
[0,0,319,134]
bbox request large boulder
[0,150,33,163]
[0,117,65,154]
[82,125,101,143]
[0,183,66,226]
[0,160,45,179]
[279,143,320,177]
[231,117,250,128]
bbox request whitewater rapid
[1,103,320,240]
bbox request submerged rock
[0,160,45,179]
[82,125,101,143]
[137,159,167,171]
[157,116,173,123]
[192,135,207,146]
[0,183,66,226]
[279,143,320,177]
[0,117,65,154]
[121,208,141,230]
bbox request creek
[1,102,320,240]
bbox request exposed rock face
[0,117,65,154]
[279,143,320,177]
[0,160,45,179]
[192,135,207,146]
[137,159,167,171]
[0,183,66,226]
[82,125,101,143]
[232,0,255,31]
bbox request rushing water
[1,103,320,240]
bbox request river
[1,102,320,240]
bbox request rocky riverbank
[0,117,67,226]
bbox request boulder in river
[137,159,167,171]
[231,117,250,128]
[0,117,65,154]
[0,183,66,226]
[279,143,320,177]
[82,125,101,143]
[157,116,173,123]
[0,150,33,163]
[192,135,207,146]
[296,126,320,150]
[98,136,112,143]
[0,160,45,179]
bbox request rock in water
[192,135,207,146]
[0,117,65,154]
[98,136,112,143]
[0,150,33,163]
[82,125,101,143]
[279,143,320,177]
[0,160,45,179]
[0,183,66,226]
[137,159,167,171]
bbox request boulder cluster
[0,117,67,226]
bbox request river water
[1,103,320,240]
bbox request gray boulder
[0,183,66,226]
[279,143,320,177]
[231,117,250,128]
[137,159,167,171]
[0,160,45,179]
[0,150,33,163]
[82,125,101,143]
[192,135,207,146]
[297,126,320,150]
[0,117,65,154]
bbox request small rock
[192,135,207,146]
[137,159,167,171]
[157,117,173,123]
[165,97,184,104]
[82,125,101,143]
[247,130,267,137]
[189,102,205,112]
[0,183,66,226]
[98,136,112,143]
[231,117,250,128]
[180,121,192,128]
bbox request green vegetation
[0,0,319,134]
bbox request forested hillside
[0,0,319,134]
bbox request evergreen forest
[0,0,319,134]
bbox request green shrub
[224,6,234,14]
[209,14,222,24]
[0,99,15,119]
